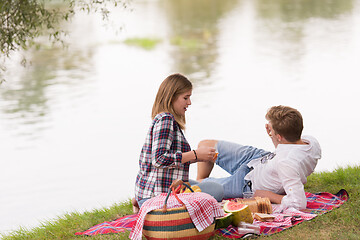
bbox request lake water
[1,0,360,234]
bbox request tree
[0,0,128,83]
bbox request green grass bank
[2,165,359,240]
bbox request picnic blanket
[75,189,349,238]
[74,214,138,236]
[217,189,349,238]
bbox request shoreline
[2,165,359,239]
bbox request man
[196,105,321,210]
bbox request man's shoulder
[302,135,319,144]
[275,135,321,168]
[301,135,321,159]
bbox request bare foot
[132,197,139,214]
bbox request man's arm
[277,161,307,210]
[254,161,306,210]
[254,190,284,204]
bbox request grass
[1,201,133,240]
[2,165,359,240]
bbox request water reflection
[1,0,360,234]
[1,40,95,139]
[253,0,355,71]
[255,0,354,21]
[160,0,238,84]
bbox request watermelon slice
[215,212,233,229]
[223,200,253,225]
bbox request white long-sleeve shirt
[245,135,321,210]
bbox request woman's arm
[181,151,197,163]
[151,115,181,168]
[181,147,217,164]
[152,114,217,167]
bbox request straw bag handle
[162,179,194,212]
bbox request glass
[243,192,254,199]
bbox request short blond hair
[152,73,192,130]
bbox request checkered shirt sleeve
[135,113,191,201]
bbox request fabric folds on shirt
[135,112,191,201]
[245,135,321,210]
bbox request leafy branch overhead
[0,0,129,57]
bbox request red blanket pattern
[75,189,349,238]
[217,189,349,238]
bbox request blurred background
[1,0,359,234]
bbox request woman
[133,73,220,212]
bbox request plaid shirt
[135,112,191,201]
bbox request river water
[1,0,360,234]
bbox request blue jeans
[202,140,270,199]
[137,198,150,208]
[188,179,224,202]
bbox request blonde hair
[152,73,192,130]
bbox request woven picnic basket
[142,180,215,240]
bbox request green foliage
[0,0,129,83]
[124,37,162,50]
[0,0,129,56]
[1,0,62,57]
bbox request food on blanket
[236,198,258,213]
[223,200,253,225]
[215,212,233,229]
[254,197,272,214]
[236,197,272,214]
[182,185,201,193]
[254,213,275,222]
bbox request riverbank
[2,165,359,239]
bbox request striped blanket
[75,189,349,238]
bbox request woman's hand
[181,147,217,164]
[195,147,217,162]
